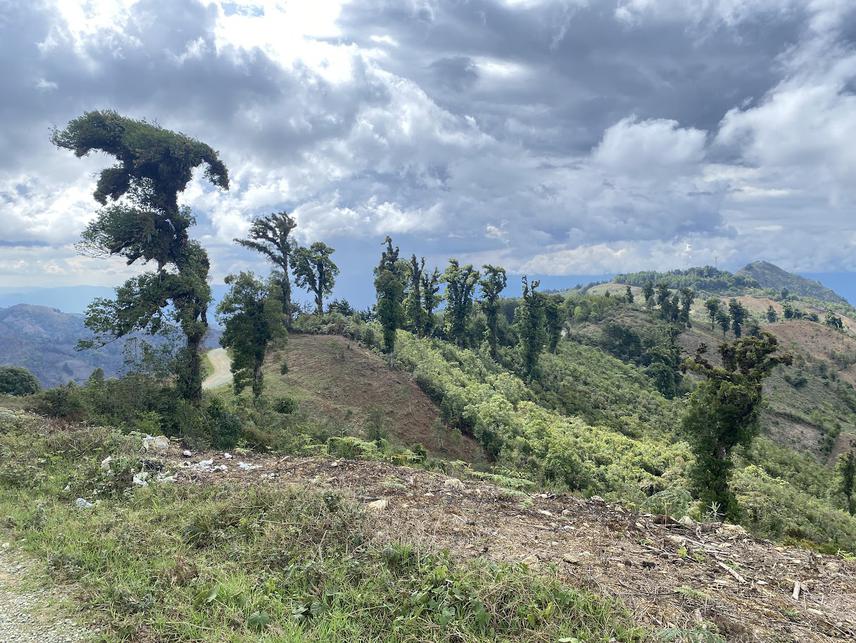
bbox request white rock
[237,461,259,471]
[142,435,170,453]
[223,453,233,459]
[100,456,113,471]
[182,449,192,458]
[443,478,465,490]
[74,498,94,509]
[132,472,150,487]
[367,498,389,511]
[679,515,695,528]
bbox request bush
[27,384,86,420]
[273,396,297,414]
[206,397,242,449]
[0,366,41,396]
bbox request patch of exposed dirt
[167,447,856,642]
[270,334,486,463]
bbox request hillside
[738,261,849,305]
[0,304,126,387]
[211,334,485,463]
[1,410,854,642]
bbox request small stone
[562,551,590,564]
[537,509,553,517]
[182,449,192,458]
[444,478,465,490]
[223,452,233,459]
[367,498,389,511]
[74,498,94,509]
[238,461,259,471]
[679,515,695,528]
[590,495,605,504]
[132,471,150,487]
[100,456,113,471]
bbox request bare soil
[168,447,856,642]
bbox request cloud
[2,0,856,295]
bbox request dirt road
[202,348,231,390]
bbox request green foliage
[728,299,747,337]
[54,110,229,404]
[544,294,564,354]
[442,259,479,347]
[374,237,406,353]
[515,277,545,380]
[294,242,339,315]
[0,366,40,396]
[0,416,645,642]
[615,266,757,293]
[234,211,297,324]
[479,264,507,359]
[217,272,286,398]
[420,267,442,336]
[404,255,427,335]
[836,450,856,515]
[682,334,791,519]
[766,305,778,323]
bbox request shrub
[206,397,242,449]
[273,396,297,414]
[27,384,86,420]
[0,366,41,396]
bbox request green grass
[0,412,646,642]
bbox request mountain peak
[737,261,847,304]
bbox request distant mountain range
[737,261,849,305]
[0,304,220,388]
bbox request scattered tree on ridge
[293,242,339,316]
[681,333,791,519]
[479,264,507,359]
[53,110,229,404]
[217,272,285,399]
[234,211,297,325]
[716,309,731,337]
[826,311,844,330]
[374,237,406,353]
[679,287,695,326]
[544,294,564,354]
[404,255,426,335]
[728,298,747,337]
[642,281,655,305]
[421,267,442,336]
[705,298,721,330]
[516,276,546,379]
[625,285,634,304]
[443,259,480,347]
[766,305,778,323]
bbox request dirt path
[170,450,856,642]
[0,543,90,642]
[202,348,231,390]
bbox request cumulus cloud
[2,0,856,295]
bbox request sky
[2,0,856,303]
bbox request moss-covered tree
[443,259,479,347]
[294,242,338,315]
[374,237,406,353]
[516,276,545,380]
[478,264,507,359]
[235,211,297,325]
[682,333,791,519]
[421,267,442,336]
[404,255,426,335]
[53,110,228,404]
[217,272,285,399]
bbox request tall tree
[681,333,791,519]
[655,283,672,319]
[217,273,285,399]
[234,211,297,325]
[679,287,695,326]
[421,267,442,336]
[404,255,426,335]
[443,259,480,346]
[479,264,507,359]
[642,281,655,306]
[544,294,564,354]
[716,309,731,337]
[836,450,856,515]
[766,305,778,323]
[705,298,721,329]
[516,276,546,379]
[625,285,634,304]
[374,237,406,353]
[53,110,228,404]
[728,298,747,337]
[293,242,338,315]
